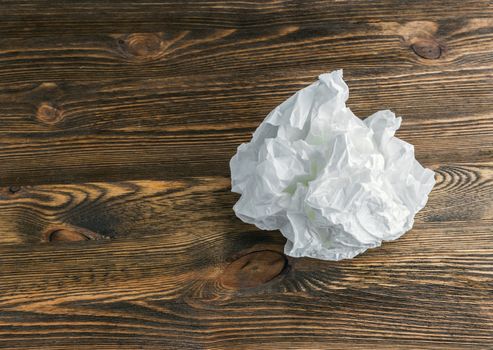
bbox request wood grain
[0,163,491,245]
[0,164,492,348]
[0,0,492,349]
[0,221,492,350]
[0,11,493,185]
[0,1,492,35]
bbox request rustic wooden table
[0,1,492,349]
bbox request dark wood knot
[8,185,21,194]
[411,39,442,59]
[36,102,63,125]
[118,33,165,61]
[45,226,102,243]
[220,250,287,290]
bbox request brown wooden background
[0,1,492,349]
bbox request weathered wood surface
[0,1,492,349]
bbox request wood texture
[0,1,492,349]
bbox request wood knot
[39,82,58,90]
[411,39,442,59]
[49,229,89,242]
[44,226,102,243]
[220,250,287,290]
[36,102,63,125]
[8,185,21,194]
[118,33,165,61]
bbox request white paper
[230,70,435,260]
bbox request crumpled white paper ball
[230,70,435,261]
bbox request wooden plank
[0,19,493,85]
[0,163,491,245]
[0,1,492,35]
[0,71,492,184]
[0,222,492,349]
